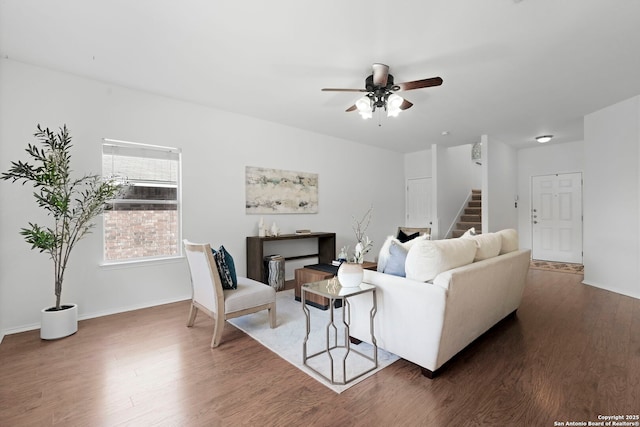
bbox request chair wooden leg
[186,303,198,327]
[211,313,225,348]
[268,302,276,328]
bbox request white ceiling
[2,0,640,153]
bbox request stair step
[465,207,481,215]
[471,194,482,201]
[461,214,481,222]
[468,200,481,207]
[472,189,481,194]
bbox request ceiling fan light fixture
[322,63,443,121]
[536,135,553,143]
[356,96,373,119]
[387,93,403,117]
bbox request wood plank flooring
[1,269,639,426]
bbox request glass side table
[301,278,377,385]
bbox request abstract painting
[245,166,318,214]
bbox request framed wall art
[245,166,318,214]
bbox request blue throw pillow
[212,246,238,290]
[384,241,408,277]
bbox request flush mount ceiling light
[536,135,553,143]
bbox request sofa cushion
[384,241,409,277]
[497,229,519,254]
[462,232,502,261]
[377,234,428,272]
[405,238,477,282]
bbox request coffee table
[301,278,377,385]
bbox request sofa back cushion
[405,238,477,282]
[497,229,519,254]
[462,232,502,261]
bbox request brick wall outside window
[104,210,178,260]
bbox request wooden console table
[246,232,336,283]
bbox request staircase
[451,189,482,238]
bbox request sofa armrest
[348,270,448,371]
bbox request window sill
[99,255,185,270]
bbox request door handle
[533,221,538,224]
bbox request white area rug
[228,289,399,393]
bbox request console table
[246,232,336,283]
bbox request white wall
[0,59,405,336]
[484,136,518,233]
[516,140,584,249]
[434,144,474,238]
[404,148,432,179]
[583,95,640,299]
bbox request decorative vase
[337,262,364,288]
[40,303,78,340]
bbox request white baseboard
[0,294,192,342]
[581,280,640,300]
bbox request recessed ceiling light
[536,135,553,143]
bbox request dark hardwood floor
[1,269,638,426]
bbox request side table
[301,278,377,385]
[295,261,377,309]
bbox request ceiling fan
[322,63,443,119]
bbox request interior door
[406,177,432,228]
[531,173,583,263]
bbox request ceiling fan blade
[400,99,413,110]
[346,104,357,112]
[322,88,367,92]
[396,77,443,91]
[372,63,389,87]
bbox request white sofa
[348,229,531,378]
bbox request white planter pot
[40,303,78,340]
[337,262,364,288]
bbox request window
[102,139,181,262]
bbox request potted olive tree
[1,125,123,339]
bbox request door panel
[531,173,583,263]
[406,177,432,228]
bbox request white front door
[406,177,432,228]
[531,172,583,263]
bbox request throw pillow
[461,227,477,237]
[376,235,396,272]
[377,234,429,272]
[212,246,238,290]
[383,241,408,277]
[497,229,519,254]
[397,229,420,243]
[405,238,477,282]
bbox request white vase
[40,303,78,340]
[337,262,364,288]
